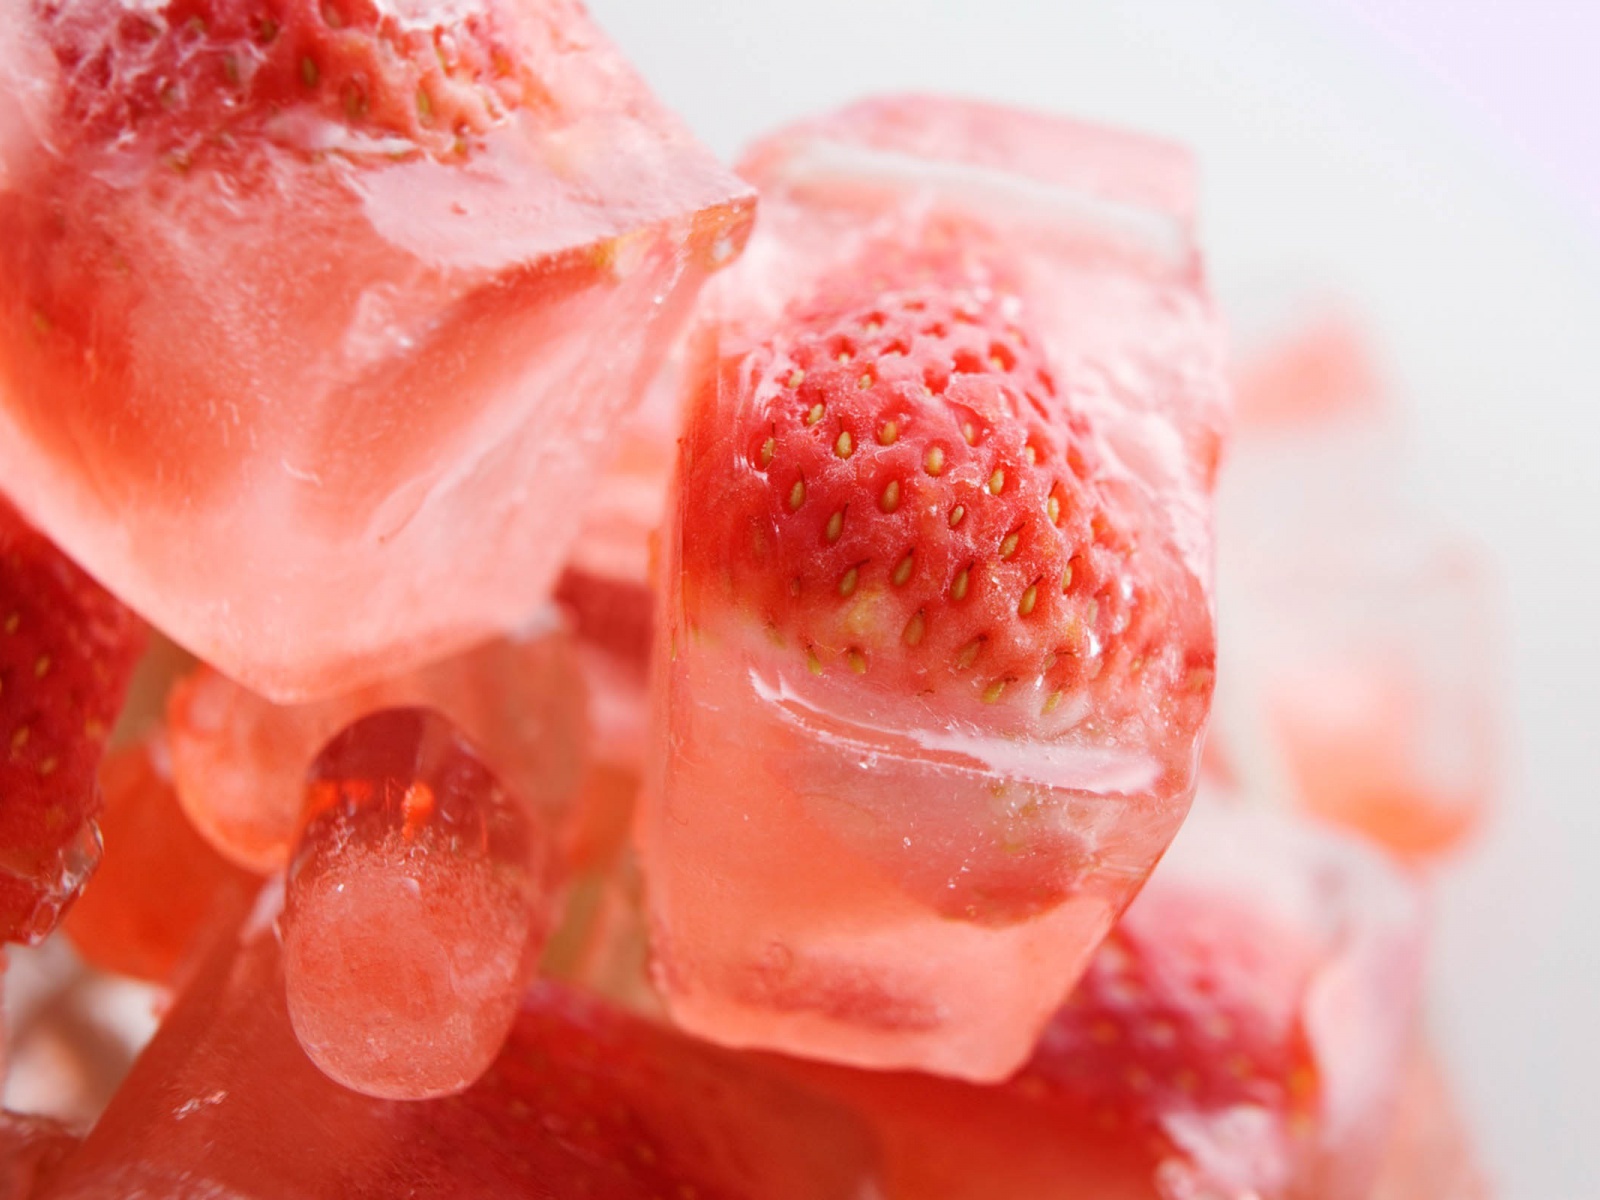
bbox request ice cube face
[0,0,755,700]
[642,97,1228,1080]
[0,936,164,1130]
[47,892,882,1200]
[563,362,689,596]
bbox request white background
[584,2,1600,1196]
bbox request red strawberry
[682,257,1213,738]
[408,981,882,1198]
[0,496,145,942]
[774,808,1421,1199]
[38,0,539,161]
[52,906,883,1199]
[1008,881,1330,1200]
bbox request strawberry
[682,257,1213,737]
[62,737,257,984]
[55,907,883,1199]
[0,496,146,942]
[405,981,883,1198]
[1013,881,1323,1197]
[776,809,1420,1199]
[37,0,539,161]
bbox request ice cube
[165,616,586,873]
[562,356,689,607]
[559,639,649,873]
[781,803,1426,1200]
[62,738,256,985]
[0,1110,79,1198]
[1369,1044,1493,1200]
[640,96,1227,1080]
[0,937,162,1129]
[0,0,754,700]
[1216,315,1499,857]
[282,708,555,1099]
[46,891,882,1199]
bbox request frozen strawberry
[62,737,255,984]
[166,620,586,874]
[770,1063,1157,1200]
[683,278,1211,744]
[0,1110,79,1198]
[1267,614,1496,859]
[1369,1045,1492,1200]
[1232,314,1384,431]
[0,499,145,944]
[44,0,535,160]
[784,804,1426,1200]
[1029,804,1422,1198]
[555,568,656,678]
[642,97,1226,1080]
[50,895,883,1199]
[1217,315,1498,859]
[0,0,753,700]
[1022,895,1321,1160]
[283,708,555,1099]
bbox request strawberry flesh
[37,0,535,160]
[0,496,145,942]
[773,807,1423,1199]
[51,902,883,1199]
[1019,887,1320,1150]
[1004,807,1421,1199]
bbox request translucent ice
[641,96,1227,1079]
[0,0,755,700]
[165,618,586,873]
[0,1110,79,1198]
[47,895,882,1199]
[0,936,162,1129]
[1369,1045,1493,1200]
[1217,314,1499,857]
[281,708,554,1099]
[783,803,1426,1199]
[63,738,256,984]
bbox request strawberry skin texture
[40,0,533,161]
[682,261,1214,737]
[1014,884,1322,1196]
[1,497,146,942]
